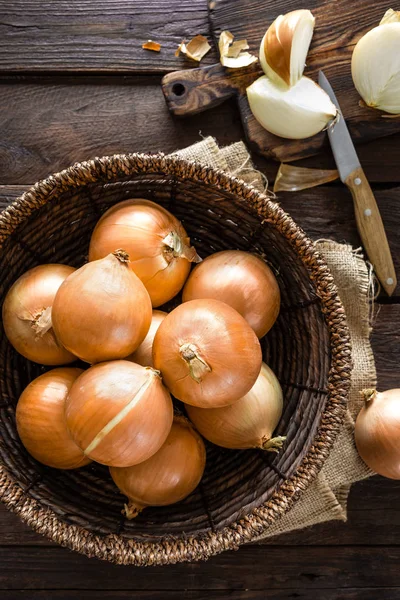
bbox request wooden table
[1,2,400,598]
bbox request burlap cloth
[174,137,376,538]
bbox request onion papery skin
[355,389,400,479]
[88,199,200,307]
[182,250,280,338]
[186,362,285,451]
[127,310,167,367]
[2,264,77,365]
[52,252,152,364]
[65,360,173,467]
[110,416,206,518]
[16,368,90,469]
[153,298,262,408]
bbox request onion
[65,360,173,467]
[153,299,262,408]
[247,75,338,140]
[355,388,400,479]
[182,250,280,338]
[88,199,201,307]
[16,368,90,469]
[2,264,76,365]
[260,9,315,87]
[52,251,152,364]
[127,310,167,367]
[186,362,285,451]
[110,416,206,518]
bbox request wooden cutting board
[162,0,400,162]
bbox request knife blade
[318,70,397,296]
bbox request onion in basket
[110,416,206,519]
[127,310,167,367]
[65,360,173,467]
[88,199,201,307]
[2,264,76,365]
[52,251,152,364]
[153,299,262,408]
[16,368,91,469]
[355,388,400,479]
[182,250,280,338]
[186,362,286,452]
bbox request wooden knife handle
[345,166,397,295]
[161,62,260,117]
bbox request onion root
[180,343,212,383]
[261,435,286,453]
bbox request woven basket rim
[0,152,352,565]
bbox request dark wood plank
[2,475,400,546]
[1,545,400,590]
[205,0,400,161]
[0,0,218,73]
[1,76,400,185]
[4,591,400,600]
[0,76,242,185]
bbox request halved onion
[52,251,152,364]
[260,9,315,87]
[247,75,337,139]
[182,250,280,338]
[88,199,200,307]
[153,299,262,408]
[65,360,173,467]
[2,264,76,365]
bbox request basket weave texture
[0,154,352,565]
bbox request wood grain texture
[3,591,400,600]
[192,0,400,161]
[0,0,218,72]
[345,166,397,295]
[1,545,400,590]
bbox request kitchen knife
[319,70,396,296]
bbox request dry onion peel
[219,30,258,68]
[110,416,206,518]
[260,9,315,87]
[186,362,286,452]
[355,388,400,479]
[16,368,91,469]
[65,361,173,467]
[247,75,338,139]
[273,164,339,192]
[175,35,211,61]
[2,264,76,365]
[142,40,161,52]
[352,10,400,114]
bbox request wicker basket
[0,154,352,565]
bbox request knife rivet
[364,208,372,217]
[354,177,362,185]
[387,278,394,286]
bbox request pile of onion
[153,298,262,407]
[2,264,76,365]
[65,360,173,467]
[183,250,280,338]
[52,250,152,364]
[88,199,201,307]
[110,416,206,518]
[16,368,90,469]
